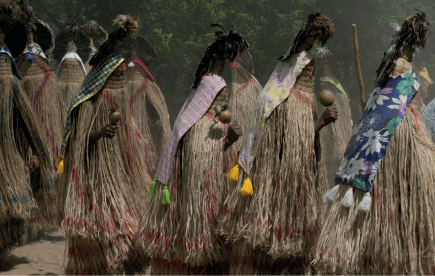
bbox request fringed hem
[229,241,313,275]
[140,115,227,266]
[314,107,435,275]
[150,256,229,275]
[65,235,135,275]
[219,88,327,259]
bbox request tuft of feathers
[279,13,336,61]
[0,0,35,32]
[112,14,138,39]
[89,15,138,67]
[375,10,432,86]
[0,0,34,58]
[192,23,249,89]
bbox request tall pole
[352,24,366,110]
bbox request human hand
[98,124,119,139]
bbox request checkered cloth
[59,53,124,159]
[155,75,227,184]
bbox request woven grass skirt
[58,63,152,274]
[314,103,435,275]
[139,113,228,271]
[17,54,64,230]
[219,88,328,260]
[0,54,55,263]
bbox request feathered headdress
[53,14,90,62]
[192,23,249,88]
[123,35,157,65]
[375,10,432,85]
[89,14,138,66]
[0,0,36,57]
[316,47,343,79]
[279,13,336,61]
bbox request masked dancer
[219,13,337,275]
[56,15,152,275]
[314,11,435,275]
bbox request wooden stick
[352,24,366,110]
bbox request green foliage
[32,0,435,100]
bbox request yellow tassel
[55,156,64,175]
[239,177,253,197]
[57,161,64,174]
[226,155,240,181]
[226,165,239,181]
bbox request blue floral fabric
[335,69,420,192]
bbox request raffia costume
[54,20,89,108]
[57,53,152,275]
[125,38,171,174]
[314,13,435,274]
[139,25,248,274]
[316,48,352,186]
[56,16,152,274]
[15,19,65,230]
[0,0,54,262]
[143,70,229,275]
[219,14,336,275]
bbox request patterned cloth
[0,47,21,79]
[238,51,312,174]
[335,69,419,192]
[57,52,87,77]
[321,74,348,97]
[155,75,226,184]
[23,43,47,60]
[423,97,435,143]
[58,53,124,159]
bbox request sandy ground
[0,230,152,275]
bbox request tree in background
[32,0,435,119]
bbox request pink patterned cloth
[155,75,226,184]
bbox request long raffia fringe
[229,240,313,275]
[126,63,171,175]
[219,60,328,260]
[139,112,229,267]
[223,60,262,187]
[318,91,352,186]
[314,104,435,275]
[58,58,85,108]
[0,54,55,257]
[150,254,230,275]
[16,53,63,230]
[57,63,152,274]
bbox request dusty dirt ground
[0,230,151,275]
